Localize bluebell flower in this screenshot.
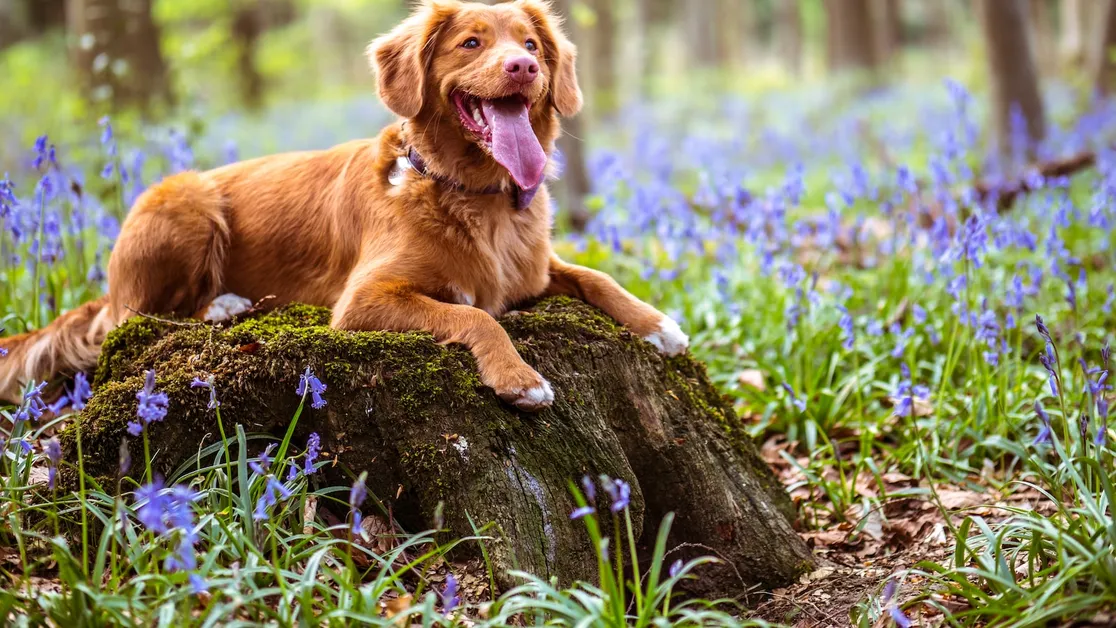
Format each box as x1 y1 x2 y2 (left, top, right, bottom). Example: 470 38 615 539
601 476 631 512
880 578 912 627
837 306 855 350
69 372 91 411
866 319 884 337
349 472 368 535
297 366 327 409
441 574 461 615
134 478 171 534
911 305 927 325
189 573 208 595
13 381 48 423
251 444 275 477
892 365 930 417
253 475 292 521
669 559 683 579
190 376 219 410
782 382 807 412
43 437 61 490
119 439 131 476
570 506 595 520
890 326 913 359
1033 402 1053 445
134 370 169 431
304 432 321 474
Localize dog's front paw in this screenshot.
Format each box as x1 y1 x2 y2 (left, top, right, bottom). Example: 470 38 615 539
643 316 689 356
202 294 254 323
489 366 554 412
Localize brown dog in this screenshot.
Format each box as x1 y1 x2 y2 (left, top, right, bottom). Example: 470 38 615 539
0 0 687 410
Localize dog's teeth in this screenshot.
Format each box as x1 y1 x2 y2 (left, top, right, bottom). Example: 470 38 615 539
472 108 483 125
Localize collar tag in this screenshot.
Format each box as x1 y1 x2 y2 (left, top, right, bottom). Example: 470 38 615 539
388 156 412 187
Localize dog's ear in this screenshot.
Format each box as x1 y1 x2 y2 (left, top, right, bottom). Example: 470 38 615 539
369 1 456 119
517 0 582 117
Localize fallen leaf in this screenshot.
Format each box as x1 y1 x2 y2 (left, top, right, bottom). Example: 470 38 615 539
737 369 767 391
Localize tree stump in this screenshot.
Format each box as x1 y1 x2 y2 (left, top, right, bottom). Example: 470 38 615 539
64 297 815 598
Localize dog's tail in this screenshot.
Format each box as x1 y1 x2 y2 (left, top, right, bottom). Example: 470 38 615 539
0 295 114 404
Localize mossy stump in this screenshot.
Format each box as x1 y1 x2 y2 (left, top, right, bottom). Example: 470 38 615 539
64 297 814 598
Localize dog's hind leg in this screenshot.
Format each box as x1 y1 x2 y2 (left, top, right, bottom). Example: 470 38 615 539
107 172 231 325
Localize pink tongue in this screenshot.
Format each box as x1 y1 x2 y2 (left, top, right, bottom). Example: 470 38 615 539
481 98 547 190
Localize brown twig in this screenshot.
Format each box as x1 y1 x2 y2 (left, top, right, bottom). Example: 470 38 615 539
972 150 1098 213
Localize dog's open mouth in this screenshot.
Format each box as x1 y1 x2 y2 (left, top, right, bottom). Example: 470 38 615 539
452 91 547 190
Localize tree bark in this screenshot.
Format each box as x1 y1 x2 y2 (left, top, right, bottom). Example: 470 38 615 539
872 0 902 65
775 0 804 75
63 298 816 598
686 0 720 68
825 0 879 73
232 4 264 110
1029 0 1056 73
1091 0 1116 95
66 0 171 111
1061 0 1092 66
979 0 1046 156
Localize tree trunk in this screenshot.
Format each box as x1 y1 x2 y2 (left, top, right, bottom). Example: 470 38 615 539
63 298 816 598
825 0 879 73
66 0 171 111
686 0 720 68
775 0 804 75
584 0 618 113
872 0 902 65
1029 0 1056 73
1061 0 1092 66
557 119 592 232
1091 0 1116 95
232 5 264 110
979 0 1046 156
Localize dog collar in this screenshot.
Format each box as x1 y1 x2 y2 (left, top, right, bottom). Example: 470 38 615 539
394 146 539 211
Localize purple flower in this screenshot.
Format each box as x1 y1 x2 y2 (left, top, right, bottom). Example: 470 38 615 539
43 437 61 490
1035 315 1052 344
782 382 807 412
570 506 595 520
13 381 48 422
190 376 219 410
1033 401 1053 445
580 474 596 502
669 559 683 579
837 306 855 350
135 478 171 534
304 432 321 474
349 472 368 535
602 476 631 512
253 475 293 521
441 574 461 615
69 373 91 411
893 366 930 417
880 578 912 627
249 443 275 476
119 439 131 476
297 367 327 409
189 573 208 595
136 370 169 426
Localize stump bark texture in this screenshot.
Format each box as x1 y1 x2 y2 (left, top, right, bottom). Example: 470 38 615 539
65 297 815 598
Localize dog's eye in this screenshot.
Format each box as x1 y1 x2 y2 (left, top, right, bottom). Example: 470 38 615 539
525 39 538 53
461 37 481 50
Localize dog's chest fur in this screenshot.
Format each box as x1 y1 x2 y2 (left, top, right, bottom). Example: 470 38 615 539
420 188 552 316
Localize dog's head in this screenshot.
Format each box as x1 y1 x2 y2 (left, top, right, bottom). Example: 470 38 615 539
370 0 581 190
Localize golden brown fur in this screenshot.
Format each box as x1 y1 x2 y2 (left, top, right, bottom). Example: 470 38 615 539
0 0 686 410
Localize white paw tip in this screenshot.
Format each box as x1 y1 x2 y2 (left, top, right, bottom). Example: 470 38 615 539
644 317 689 356
203 294 254 323
522 378 554 406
